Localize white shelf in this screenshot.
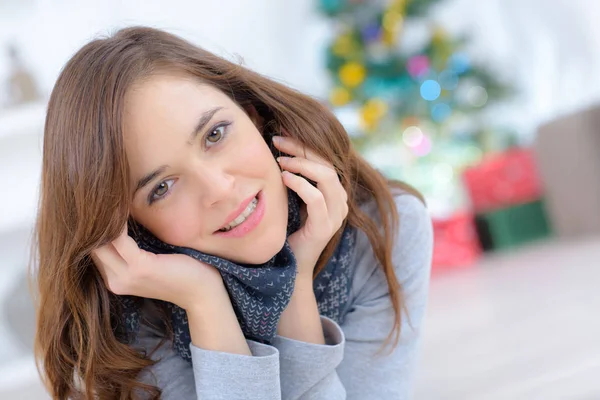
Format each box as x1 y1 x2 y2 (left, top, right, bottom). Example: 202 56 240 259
0 102 46 234
0 102 47 397
0 164 40 235
0 102 46 141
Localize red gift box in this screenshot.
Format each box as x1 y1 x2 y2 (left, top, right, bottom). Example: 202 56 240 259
432 211 481 273
462 148 543 213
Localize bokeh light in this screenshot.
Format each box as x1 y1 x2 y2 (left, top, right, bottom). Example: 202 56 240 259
407 55 430 78
420 80 442 101
412 134 432 156
339 61 366 87
467 85 488 107
403 126 424 147
361 23 381 42
329 86 351 106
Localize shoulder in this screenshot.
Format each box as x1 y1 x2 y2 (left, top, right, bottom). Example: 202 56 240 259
390 191 434 263
355 188 433 265
388 192 433 287
359 188 431 236
348 190 433 306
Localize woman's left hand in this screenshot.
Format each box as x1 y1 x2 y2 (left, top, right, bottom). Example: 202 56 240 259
273 135 348 284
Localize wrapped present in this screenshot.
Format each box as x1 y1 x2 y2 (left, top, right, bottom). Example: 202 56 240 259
431 211 481 273
475 199 552 251
462 148 543 213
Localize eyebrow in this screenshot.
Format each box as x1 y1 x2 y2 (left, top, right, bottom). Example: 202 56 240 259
187 106 224 144
133 106 224 197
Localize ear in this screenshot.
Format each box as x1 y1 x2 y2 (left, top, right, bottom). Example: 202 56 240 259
244 104 264 130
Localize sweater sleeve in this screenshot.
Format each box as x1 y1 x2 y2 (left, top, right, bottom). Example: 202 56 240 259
135 319 282 400
270 315 346 400
270 193 433 400
338 194 433 399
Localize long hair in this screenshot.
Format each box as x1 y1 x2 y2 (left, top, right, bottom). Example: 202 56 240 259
32 26 424 399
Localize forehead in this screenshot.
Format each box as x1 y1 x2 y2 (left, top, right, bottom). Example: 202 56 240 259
123 74 233 144
122 75 233 173
124 74 230 128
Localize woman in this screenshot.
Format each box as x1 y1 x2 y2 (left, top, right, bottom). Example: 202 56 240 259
32 26 433 399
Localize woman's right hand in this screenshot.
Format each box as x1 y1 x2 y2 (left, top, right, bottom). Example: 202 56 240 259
91 224 227 311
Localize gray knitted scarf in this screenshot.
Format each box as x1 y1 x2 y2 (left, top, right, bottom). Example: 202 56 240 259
116 190 356 363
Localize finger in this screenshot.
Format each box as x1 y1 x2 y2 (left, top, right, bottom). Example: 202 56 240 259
278 156 346 216
272 136 329 166
111 223 142 263
282 171 330 232
91 243 127 282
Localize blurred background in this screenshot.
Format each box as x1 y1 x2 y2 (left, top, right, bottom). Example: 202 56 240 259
1 0 599 398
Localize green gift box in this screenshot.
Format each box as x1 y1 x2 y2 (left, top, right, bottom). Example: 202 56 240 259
475 199 552 251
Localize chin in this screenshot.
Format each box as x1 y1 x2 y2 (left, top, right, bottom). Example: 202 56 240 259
245 224 288 265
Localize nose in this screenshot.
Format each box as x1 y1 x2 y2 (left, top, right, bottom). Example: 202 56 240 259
192 165 235 208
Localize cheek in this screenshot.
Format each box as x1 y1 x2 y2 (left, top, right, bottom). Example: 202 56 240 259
235 135 277 175
149 200 206 246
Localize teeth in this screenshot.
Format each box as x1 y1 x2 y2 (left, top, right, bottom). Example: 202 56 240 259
220 197 258 232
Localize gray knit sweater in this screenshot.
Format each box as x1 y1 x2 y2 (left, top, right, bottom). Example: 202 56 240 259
134 193 433 399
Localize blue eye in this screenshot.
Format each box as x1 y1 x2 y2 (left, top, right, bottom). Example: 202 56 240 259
148 178 175 204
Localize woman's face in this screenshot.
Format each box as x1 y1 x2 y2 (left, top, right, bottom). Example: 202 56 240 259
123 74 288 264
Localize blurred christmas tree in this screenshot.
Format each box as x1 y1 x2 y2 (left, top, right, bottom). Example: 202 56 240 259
319 0 516 217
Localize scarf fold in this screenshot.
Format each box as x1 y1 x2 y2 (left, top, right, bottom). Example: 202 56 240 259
116 137 356 363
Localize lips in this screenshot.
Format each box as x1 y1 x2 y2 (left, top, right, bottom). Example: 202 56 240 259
216 192 260 232
213 190 266 239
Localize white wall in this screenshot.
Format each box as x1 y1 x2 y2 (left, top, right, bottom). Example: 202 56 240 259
0 0 330 100
3 0 600 140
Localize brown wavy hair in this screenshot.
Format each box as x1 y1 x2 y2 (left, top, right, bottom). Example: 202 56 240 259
31 26 424 399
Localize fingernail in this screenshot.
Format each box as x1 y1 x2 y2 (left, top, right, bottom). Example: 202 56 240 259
277 156 289 164
272 135 282 144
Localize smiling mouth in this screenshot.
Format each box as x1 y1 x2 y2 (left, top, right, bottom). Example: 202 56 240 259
217 195 259 232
